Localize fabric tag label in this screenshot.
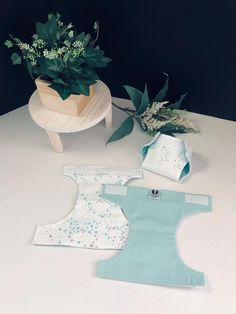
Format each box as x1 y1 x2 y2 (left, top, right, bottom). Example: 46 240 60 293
185 194 209 206
105 185 128 196
147 189 160 200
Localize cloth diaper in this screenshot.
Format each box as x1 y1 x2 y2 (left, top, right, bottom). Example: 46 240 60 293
141 132 192 181
97 185 212 287
33 165 143 249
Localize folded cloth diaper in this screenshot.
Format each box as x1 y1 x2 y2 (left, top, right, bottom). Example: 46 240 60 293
97 185 212 287
141 132 192 181
33 165 143 249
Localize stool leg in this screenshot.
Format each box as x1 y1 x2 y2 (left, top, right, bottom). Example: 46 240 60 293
105 105 112 128
46 130 64 153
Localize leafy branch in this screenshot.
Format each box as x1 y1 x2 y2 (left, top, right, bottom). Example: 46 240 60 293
107 73 198 144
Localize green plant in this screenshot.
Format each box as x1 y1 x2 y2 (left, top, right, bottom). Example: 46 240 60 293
5 12 111 100
107 73 198 144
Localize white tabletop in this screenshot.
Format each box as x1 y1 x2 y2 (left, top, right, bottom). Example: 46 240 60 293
0 99 236 314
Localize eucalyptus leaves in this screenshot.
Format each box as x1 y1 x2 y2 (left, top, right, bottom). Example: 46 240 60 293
107 74 198 144
5 12 111 100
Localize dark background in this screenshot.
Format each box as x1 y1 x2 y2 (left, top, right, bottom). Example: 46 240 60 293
1 0 236 120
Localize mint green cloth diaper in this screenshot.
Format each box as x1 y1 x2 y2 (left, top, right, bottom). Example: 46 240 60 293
97 185 212 287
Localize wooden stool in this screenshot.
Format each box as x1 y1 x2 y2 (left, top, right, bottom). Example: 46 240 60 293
28 81 112 152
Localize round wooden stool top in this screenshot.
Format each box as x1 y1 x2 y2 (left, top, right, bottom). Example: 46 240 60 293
28 80 112 133
28 80 112 152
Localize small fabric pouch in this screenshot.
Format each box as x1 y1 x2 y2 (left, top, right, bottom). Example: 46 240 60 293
141 132 192 181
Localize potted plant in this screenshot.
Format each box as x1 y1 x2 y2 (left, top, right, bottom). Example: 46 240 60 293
5 12 111 116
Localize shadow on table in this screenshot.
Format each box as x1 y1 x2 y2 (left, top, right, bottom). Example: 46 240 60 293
191 152 209 174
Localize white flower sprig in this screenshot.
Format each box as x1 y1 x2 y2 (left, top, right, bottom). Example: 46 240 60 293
138 101 198 134
8 35 86 66
108 76 197 144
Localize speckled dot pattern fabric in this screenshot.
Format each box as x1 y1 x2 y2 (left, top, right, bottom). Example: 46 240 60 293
33 165 143 249
141 132 192 181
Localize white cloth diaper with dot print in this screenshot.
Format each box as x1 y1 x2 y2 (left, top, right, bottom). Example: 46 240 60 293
33 165 143 249
141 132 192 181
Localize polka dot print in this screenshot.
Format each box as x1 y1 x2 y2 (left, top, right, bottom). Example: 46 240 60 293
33 165 143 249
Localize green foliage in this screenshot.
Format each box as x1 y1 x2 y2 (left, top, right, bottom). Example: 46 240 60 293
36 16 60 46
137 84 149 114
151 73 169 103
168 93 188 109
11 52 21 64
123 85 143 110
106 116 134 144
5 13 111 100
4 40 13 48
107 74 197 144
